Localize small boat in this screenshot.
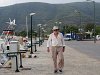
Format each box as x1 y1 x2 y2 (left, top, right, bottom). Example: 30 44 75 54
0 18 16 65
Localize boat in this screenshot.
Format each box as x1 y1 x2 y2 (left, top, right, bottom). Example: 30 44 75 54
0 18 16 65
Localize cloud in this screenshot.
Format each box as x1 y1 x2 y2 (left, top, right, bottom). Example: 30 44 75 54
0 0 15 6
0 0 100 7
14 0 84 4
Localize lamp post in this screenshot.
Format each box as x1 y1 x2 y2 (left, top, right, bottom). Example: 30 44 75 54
34 30 37 52
30 13 35 54
55 22 62 30
74 10 82 29
41 27 44 43
86 0 96 43
37 24 42 46
59 22 62 31
26 16 28 39
74 10 83 40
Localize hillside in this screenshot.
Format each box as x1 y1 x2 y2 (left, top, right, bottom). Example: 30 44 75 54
0 2 100 32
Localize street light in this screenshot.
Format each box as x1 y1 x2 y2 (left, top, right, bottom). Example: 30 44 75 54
59 22 62 30
74 10 83 40
26 16 28 39
30 13 36 16
34 30 37 52
43 24 47 27
37 24 42 46
74 10 82 28
55 22 62 30
41 27 45 43
86 0 96 43
30 13 36 54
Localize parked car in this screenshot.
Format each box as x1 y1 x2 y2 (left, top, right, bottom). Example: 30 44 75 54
64 34 72 41
96 35 100 40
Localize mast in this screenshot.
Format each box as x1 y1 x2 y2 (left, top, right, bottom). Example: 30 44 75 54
26 16 28 38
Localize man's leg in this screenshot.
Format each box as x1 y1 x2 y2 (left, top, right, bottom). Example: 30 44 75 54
58 47 64 71
51 47 58 71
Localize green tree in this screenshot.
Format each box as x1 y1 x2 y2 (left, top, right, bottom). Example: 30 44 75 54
18 31 27 37
28 30 36 38
84 23 94 32
64 25 78 33
96 26 100 35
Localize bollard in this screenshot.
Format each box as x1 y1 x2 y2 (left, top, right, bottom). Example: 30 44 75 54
10 41 19 71
34 44 37 52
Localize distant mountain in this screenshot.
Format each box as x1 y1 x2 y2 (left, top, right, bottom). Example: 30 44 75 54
0 2 100 33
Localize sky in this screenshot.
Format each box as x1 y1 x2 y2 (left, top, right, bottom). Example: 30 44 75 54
0 0 100 7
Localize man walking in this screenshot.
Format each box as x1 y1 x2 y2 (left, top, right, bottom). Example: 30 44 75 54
47 26 65 73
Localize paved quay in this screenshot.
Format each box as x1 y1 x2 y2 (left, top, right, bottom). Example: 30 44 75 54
0 41 100 75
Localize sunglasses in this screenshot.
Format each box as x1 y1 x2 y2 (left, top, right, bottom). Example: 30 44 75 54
53 29 59 31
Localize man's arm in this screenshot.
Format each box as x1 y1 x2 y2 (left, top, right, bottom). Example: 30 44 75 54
61 33 65 52
47 34 52 52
